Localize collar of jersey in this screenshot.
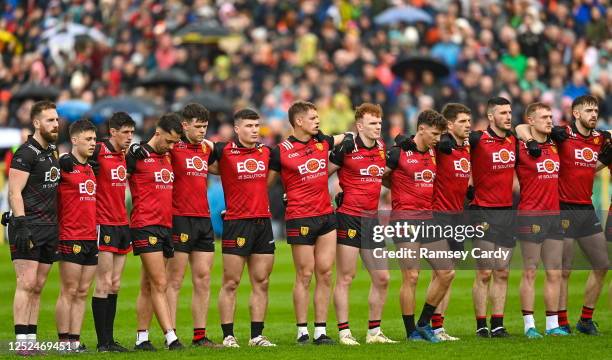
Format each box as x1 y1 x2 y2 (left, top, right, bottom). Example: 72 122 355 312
103 139 118 153
570 122 592 139
288 135 313 145
27 135 52 152
355 134 377 150
68 152 89 166
486 126 512 140
232 138 261 149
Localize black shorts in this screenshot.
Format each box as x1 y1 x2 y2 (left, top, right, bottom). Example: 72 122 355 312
56 240 98 266
8 224 58 264
286 213 337 245
222 218 275 256
469 205 516 248
172 216 215 253
390 218 434 244
131 226 174 258
517 215 563 243
433 212 466 251
336 212 384 249
560 203 603 238
97 224 132 254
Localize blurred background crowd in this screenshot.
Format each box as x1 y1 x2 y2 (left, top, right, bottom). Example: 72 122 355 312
1 0 611 236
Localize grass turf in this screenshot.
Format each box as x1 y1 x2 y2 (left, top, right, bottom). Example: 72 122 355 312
0 241 609 359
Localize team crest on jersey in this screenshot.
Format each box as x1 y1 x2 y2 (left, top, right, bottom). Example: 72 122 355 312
561 219 570 230
481 222 489 231
531 224 541 234
180 233 189 243
104 235 111 244
300 226 309 236
594 137 600 145
201 144 208 153
379 150 385 160
551 146 557 154
315 143 324 151
347 229 357 239
73 244 81 254
149 236 158 245
237 237 246 247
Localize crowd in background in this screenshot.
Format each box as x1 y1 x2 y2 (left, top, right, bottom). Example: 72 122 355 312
1 0 611 143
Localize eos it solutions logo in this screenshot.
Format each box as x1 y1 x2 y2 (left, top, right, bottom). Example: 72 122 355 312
298 158 326 174
536 159 560 174
414 170 435 182
359 165 384 177
574 148 597 162
111 165 127 181
492 149 515 164
154 169 174 183
186 156 208 171
79 179 96 195
453 158 470 173
45 167 60 182
237 159 266 173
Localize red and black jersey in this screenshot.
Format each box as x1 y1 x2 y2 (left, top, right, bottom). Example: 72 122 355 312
269 135 334 220
58 155 97 240
10 136 60 224
516 139 560 215
555 124 610 204
469 128 516 207
209 140 271 220
127 144 174 228
93 140 128 226
432 134 471 213
170 139 211 217
330 136 385 217
386 145 436 219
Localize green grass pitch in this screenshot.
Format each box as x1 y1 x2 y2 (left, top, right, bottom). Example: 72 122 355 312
0 241 609 359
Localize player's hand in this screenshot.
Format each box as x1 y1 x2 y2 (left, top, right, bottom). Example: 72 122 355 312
220 210 226 220
129 143 150 160
88 158 100 175
526 139 541 157
58 154 74 173
466 185 475 201
394 134 417 152
340 132 355 153
597 138 612 165
313 130 327 143
437 135 454 155
1 212 9 226
550 127 569 142
335 192 344 208
12 216 32 253
282 193 288 206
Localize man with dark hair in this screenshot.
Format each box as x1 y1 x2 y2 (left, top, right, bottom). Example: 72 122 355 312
5 100 59 355
55 119 98 352
207 108 277 347
328 103 395 345
129 113 184 351
384 110 451 343
515 103 567 338
516 95 611 335
90 112 134 352
469 96 516 338
165 103 217 347
268 100 354 345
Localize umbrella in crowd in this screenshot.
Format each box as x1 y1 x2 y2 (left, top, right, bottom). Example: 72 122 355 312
392 56 451 79
139 68 192 88
175 21 230 45
172 91 233 114
374 5 433 25
86 96 162 126
57 100 92 122
10 83 60 101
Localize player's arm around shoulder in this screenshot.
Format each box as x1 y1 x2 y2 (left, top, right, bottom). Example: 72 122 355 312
596 130 612 171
